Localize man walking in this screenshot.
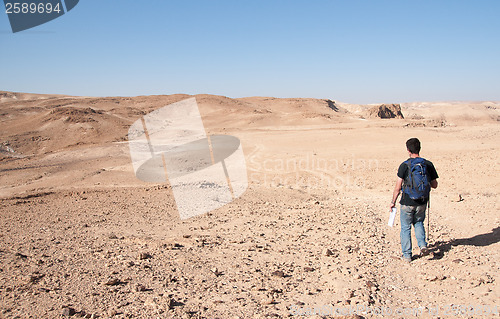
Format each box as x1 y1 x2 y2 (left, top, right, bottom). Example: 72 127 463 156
390 138 439 262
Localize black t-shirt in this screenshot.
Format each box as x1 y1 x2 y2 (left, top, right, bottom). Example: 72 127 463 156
397 157 439 206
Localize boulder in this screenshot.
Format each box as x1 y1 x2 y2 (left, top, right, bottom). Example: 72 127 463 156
368 104 404 119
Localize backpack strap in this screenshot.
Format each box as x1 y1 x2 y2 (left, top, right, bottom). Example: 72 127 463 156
401 158 411 201
405 158 413 189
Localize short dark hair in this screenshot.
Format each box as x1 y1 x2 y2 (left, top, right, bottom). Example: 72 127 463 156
406 138 421 154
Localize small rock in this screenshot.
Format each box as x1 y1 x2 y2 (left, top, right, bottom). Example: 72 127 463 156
430 250 443 258
323 248 334 256
62 307 76 316
165 296 175 310
104 278 120 286
345 245 359 254
15 252 28 259
28 274 44 284
479 273 493 284
303 267 315 272
271 270 285 277
344 289 355 299
211 267 223 276
452 259 463 263
108 308 118 317
426 274 445 282
261 296 274 305
138 252 152 260
164 242 183 249
350 296 366 305
135 284 147 292
144 297 158 308
366 280 377 290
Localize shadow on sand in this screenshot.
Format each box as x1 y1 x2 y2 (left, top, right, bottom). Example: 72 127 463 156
425 227 500 260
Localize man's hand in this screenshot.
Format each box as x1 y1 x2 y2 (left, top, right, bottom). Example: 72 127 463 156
430 179 438 189
391 177 403 210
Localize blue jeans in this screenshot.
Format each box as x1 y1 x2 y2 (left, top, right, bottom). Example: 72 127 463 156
400 204 427 258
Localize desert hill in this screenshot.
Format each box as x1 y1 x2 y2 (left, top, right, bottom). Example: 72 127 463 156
2 91 498 162
0 91 499 318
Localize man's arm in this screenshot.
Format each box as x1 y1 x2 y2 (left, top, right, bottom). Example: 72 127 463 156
430 179 438 189
427 161 438 189
390 177 403 209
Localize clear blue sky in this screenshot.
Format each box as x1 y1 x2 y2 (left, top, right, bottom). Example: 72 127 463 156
1 1 499 104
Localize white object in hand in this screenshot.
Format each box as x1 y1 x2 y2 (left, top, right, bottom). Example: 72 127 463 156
388 207 397 227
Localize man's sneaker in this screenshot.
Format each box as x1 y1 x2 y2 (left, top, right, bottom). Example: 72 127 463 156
402 255 412 263
420 247 430 256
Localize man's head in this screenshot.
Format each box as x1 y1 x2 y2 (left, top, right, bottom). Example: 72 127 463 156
406 138 421 155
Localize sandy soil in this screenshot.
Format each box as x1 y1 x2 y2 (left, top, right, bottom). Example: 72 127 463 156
0 91 499 318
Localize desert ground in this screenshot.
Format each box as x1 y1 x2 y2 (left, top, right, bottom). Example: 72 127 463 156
0 91 499 318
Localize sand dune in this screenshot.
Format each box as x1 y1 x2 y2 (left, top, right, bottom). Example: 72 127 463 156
0 91 498 318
